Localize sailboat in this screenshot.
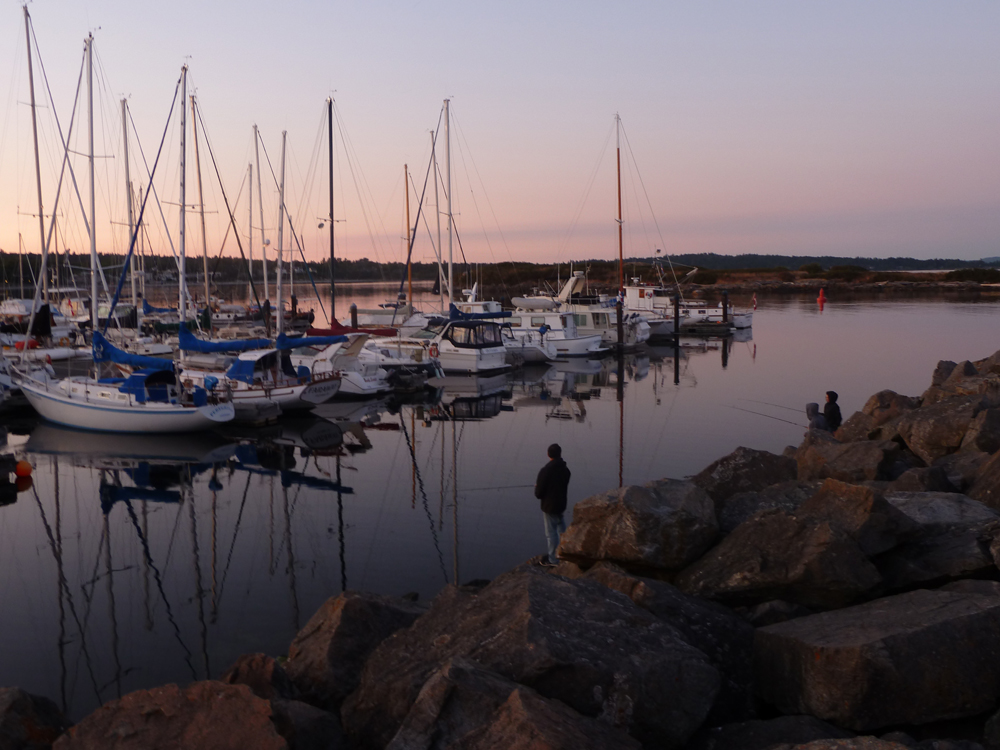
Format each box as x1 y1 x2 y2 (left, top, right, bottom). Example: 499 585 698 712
14 50 235 432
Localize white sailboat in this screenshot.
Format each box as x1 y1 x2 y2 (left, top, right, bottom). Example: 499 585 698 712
15 53 235 433
287 334 390 399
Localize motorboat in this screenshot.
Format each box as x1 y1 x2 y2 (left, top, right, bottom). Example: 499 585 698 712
505 306 607 358
513 272 650 348
623 281 753 330
287 333 391 399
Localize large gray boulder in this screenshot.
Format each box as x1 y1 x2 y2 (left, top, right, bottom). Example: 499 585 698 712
341 566 720 750
797 434 901 483
897 396 979 465
579 562 755 724
692 447 797 504
53 681 288 750
837 391 922 443
384 658 640 750
874 528 997 591
934 451 990 494
884 491 1000 532
687 715 853 750
961 408 1000 454
717 481 822 534
0 687 70 750
675 510 882 609
285 590 424 709
969 452 1000 510
221 653 297 701
796 480 918 556
754 588 1000 731
557 479 717 571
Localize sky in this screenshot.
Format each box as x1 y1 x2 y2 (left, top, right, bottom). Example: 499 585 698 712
0 0 998 271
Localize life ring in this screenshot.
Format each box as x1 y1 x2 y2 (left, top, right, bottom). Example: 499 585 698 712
429 343 440 358
58 337 70 347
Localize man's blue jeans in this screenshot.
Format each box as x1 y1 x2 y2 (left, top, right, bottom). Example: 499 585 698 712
543 512 566 563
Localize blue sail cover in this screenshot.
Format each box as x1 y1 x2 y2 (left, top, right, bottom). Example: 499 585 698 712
275 333 348 350
178 323 271 354
448 303 511 320
142 299 177 315
93 331 174 371
225 357 262 385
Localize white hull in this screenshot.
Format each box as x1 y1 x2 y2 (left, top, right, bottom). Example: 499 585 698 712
437 346 509 374
18 377 234 433
338 371 391 397
503 338 556 363
183 369 341 418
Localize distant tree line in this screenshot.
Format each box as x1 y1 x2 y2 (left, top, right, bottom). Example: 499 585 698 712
655 253 999 272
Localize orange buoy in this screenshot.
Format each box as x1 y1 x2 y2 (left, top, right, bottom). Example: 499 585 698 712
817 288 827 302
15 476 32 493
14 460 32 478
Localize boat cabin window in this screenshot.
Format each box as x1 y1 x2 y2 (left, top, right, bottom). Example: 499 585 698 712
530 316 546 327
412 326 443 340
573 314 588 328
592 313 610 327
446 321 502 348
508 316 522 326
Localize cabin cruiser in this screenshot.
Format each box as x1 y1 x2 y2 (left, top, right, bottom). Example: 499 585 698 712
401 316 509 374
513 273 651 348
504 308 607 358
623 281 753 330
287 334 391 399
451 295 556 364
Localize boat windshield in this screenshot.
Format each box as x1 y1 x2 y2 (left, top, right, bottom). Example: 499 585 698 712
412 325 444 340
447 321 502 348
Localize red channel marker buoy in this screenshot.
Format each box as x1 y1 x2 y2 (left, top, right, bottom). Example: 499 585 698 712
14 460 33 478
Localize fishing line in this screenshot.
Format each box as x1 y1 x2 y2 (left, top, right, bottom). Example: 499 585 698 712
727 405 805 427
738 398 802 413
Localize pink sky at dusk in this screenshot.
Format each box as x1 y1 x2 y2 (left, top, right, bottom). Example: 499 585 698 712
0 0 997 271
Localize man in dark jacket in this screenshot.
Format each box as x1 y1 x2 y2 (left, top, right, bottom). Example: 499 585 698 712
824 391 842 432
535 443 571 566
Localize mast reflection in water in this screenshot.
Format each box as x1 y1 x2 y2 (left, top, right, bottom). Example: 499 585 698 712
11 296 991 721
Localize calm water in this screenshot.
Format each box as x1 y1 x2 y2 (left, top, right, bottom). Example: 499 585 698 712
2 290 999 719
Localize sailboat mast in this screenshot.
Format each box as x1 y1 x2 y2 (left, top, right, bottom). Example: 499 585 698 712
179 65 188 325
432 133 443 311
327 97 335 320
191 95 211 330
276 130 286 335
615 113 624 347
87 35 98 334
122 99 136 309
445 99 453 303
248 162 253 302
253 125 268 302
405 164 412 305
24 7 47 305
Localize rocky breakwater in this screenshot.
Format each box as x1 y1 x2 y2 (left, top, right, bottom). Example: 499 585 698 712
11 351 1000 749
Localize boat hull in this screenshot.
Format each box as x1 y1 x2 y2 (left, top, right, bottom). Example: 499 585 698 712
19 379 234 433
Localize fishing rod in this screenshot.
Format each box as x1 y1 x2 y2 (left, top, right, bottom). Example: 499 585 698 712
738 398 802 413
727 405 805 427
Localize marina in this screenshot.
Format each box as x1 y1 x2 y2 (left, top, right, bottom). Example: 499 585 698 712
3 292 1000 720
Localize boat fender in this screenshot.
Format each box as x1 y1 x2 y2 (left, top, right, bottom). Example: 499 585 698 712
204 375 219 391
429 343 440 358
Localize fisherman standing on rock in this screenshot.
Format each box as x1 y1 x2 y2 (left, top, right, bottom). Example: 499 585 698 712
535 443 571 567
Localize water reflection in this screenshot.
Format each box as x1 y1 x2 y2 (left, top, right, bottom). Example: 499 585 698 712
8 296 1000 720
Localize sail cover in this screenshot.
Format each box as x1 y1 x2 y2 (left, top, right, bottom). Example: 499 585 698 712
142 299 177 315
93 331 174 371
178 323 271 353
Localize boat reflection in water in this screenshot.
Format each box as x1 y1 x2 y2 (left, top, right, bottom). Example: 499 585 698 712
0 332 758 720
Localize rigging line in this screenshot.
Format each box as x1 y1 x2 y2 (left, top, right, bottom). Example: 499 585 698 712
102 84 181 333
450 112 514 299
738 398 802 413
332 100 400 271
392 130 440 324
193 102 263 312
22 46 86 339
121 499 198 679
556 119 615 262
620 122 681 291
399 411 449 584
34 32 109 298
332 105 393 269
208 169 249 283
726 404 805 427
30 485 103 703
